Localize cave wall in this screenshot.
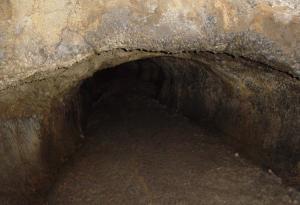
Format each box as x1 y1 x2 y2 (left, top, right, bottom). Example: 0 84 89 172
0 51 159 204
0 0 300 90
136 56 300 176
0 76 82 204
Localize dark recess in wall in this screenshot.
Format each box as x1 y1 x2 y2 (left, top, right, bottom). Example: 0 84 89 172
78 56 300 188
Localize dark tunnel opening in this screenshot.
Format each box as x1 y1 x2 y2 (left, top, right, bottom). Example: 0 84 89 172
76 56 300 179
44 56 300 204
0 52 298 205
79 57 229 132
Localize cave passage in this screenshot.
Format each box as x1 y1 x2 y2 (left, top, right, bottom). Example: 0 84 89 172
46 57 300 205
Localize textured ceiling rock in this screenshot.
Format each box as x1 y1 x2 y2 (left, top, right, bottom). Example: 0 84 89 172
0 0 299 89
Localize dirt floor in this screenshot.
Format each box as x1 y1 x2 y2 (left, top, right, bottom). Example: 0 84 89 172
46 90 300 205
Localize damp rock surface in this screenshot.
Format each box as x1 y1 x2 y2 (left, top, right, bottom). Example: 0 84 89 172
47 90 300 205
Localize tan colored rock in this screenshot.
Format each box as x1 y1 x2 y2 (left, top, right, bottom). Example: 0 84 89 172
0 0 299 89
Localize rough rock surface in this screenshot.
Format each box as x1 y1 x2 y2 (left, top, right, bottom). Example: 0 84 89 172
0 0 300 204
0 0 300 89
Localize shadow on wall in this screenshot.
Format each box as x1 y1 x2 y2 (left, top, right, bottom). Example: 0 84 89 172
80 56 300 185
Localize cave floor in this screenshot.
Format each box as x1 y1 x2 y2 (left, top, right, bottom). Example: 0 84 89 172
47 91 300 205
